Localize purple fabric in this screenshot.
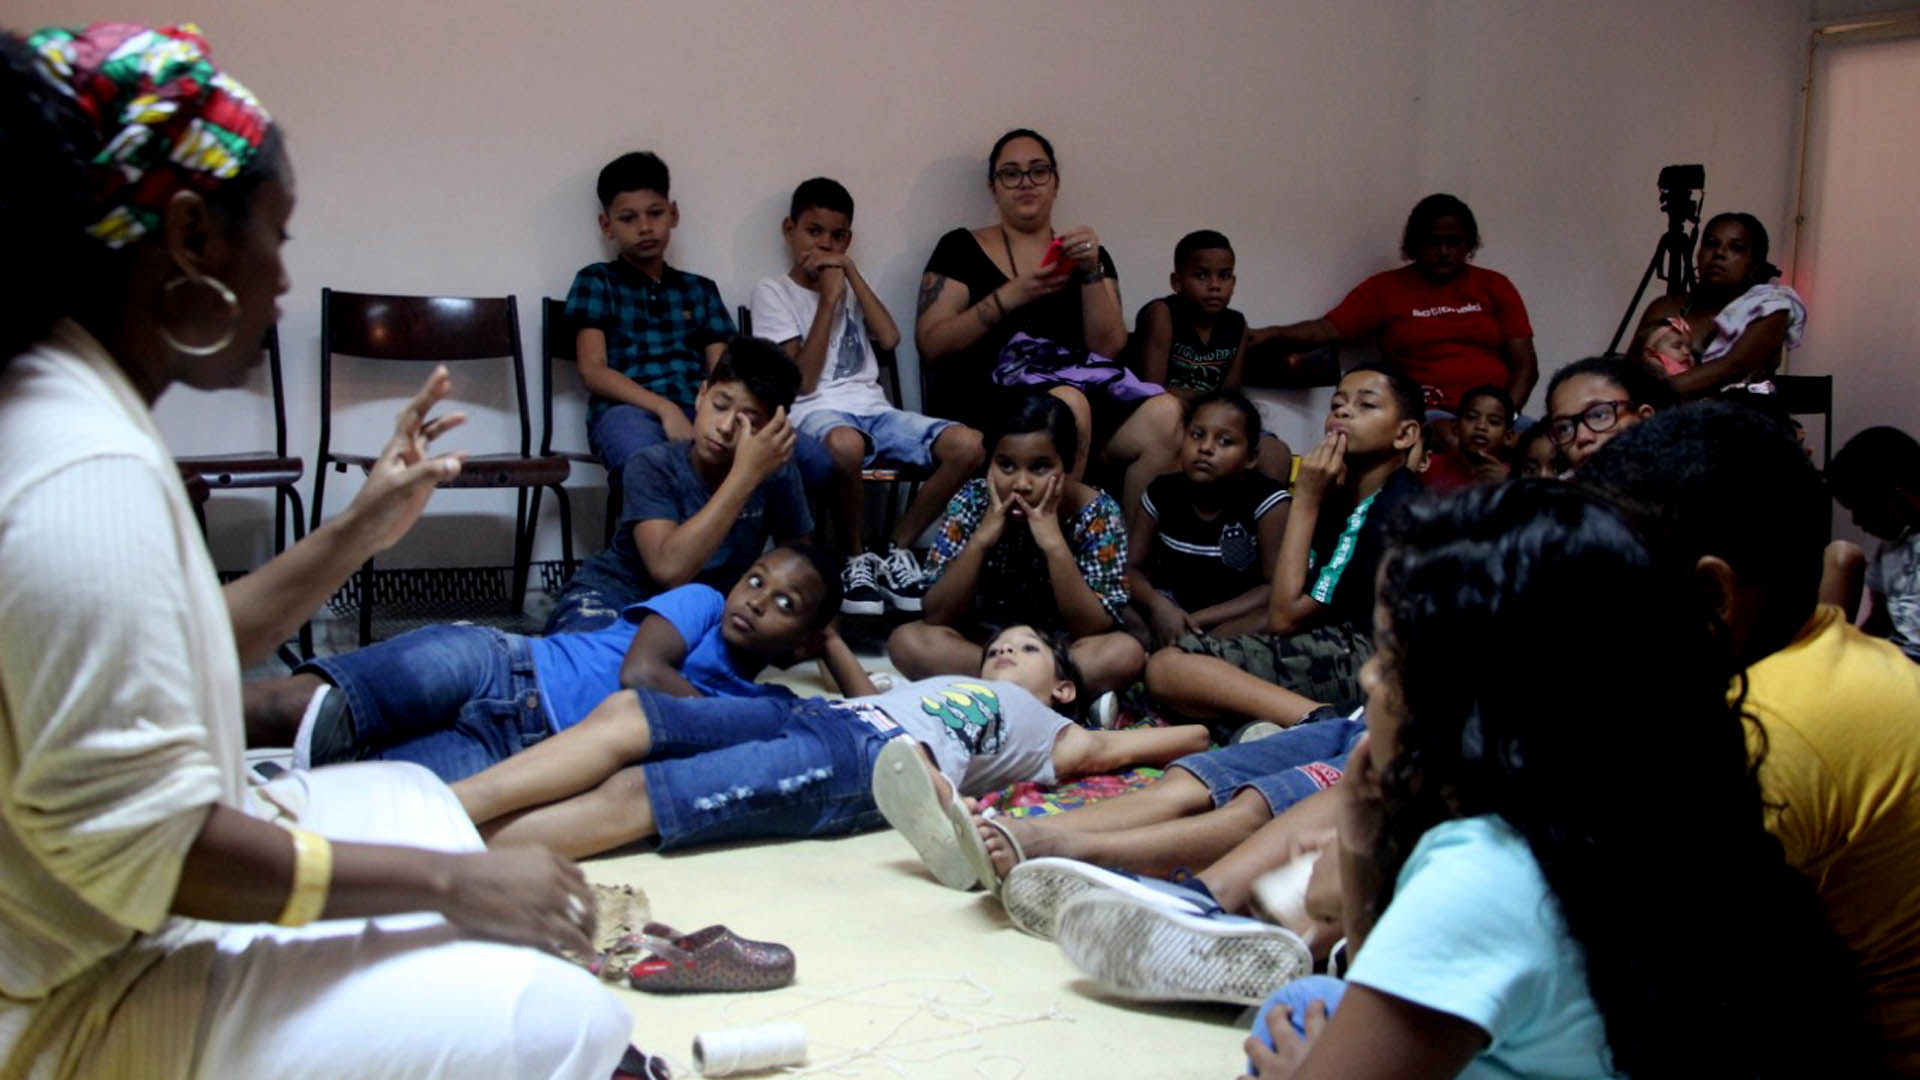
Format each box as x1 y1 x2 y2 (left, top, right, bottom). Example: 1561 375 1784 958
993 333 1165 402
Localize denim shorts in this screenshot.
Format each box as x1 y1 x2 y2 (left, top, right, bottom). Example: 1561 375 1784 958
1170 707 1366 814
634 690 896 851
793 407 955 469
590 402 833 486
298 624 552 783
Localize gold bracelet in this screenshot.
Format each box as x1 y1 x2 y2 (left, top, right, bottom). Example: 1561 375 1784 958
275 827 333 927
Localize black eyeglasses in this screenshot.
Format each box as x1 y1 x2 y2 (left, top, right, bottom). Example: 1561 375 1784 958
993 163 1056 187
1547 400 1631 446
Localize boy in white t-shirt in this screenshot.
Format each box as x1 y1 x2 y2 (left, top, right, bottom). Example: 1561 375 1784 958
750 178 985 615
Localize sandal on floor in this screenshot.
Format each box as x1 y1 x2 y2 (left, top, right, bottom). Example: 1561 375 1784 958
626 922 795 994
872 737 980 890
966 810 1026 896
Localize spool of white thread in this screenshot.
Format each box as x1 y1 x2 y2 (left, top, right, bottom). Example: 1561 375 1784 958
692 1022 807 1077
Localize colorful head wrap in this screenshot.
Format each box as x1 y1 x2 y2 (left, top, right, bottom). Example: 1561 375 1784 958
26 23 272 249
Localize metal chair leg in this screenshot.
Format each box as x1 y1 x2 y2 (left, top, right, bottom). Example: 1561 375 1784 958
357 557 375 646
552 484 576 578
508 488 533 617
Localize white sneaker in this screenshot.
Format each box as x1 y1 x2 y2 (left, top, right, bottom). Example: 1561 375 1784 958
1088 691 1121 730
841 552 885 616
1054 891 1312 1006
878 545 928 612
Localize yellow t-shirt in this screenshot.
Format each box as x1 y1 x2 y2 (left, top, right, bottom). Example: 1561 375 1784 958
1747 604 1920 1069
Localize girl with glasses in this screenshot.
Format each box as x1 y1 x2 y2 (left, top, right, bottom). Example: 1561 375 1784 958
1542 354 1677 472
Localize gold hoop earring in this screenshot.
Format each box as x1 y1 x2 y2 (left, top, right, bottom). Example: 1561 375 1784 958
159 273 240 357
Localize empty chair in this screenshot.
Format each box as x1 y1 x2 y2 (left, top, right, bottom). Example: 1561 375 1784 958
312 290 571 645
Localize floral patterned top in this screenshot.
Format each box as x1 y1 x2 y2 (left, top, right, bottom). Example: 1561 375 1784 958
924 478 1129 631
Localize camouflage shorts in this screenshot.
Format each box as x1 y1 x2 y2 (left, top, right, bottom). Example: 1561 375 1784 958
1173 623 1373 712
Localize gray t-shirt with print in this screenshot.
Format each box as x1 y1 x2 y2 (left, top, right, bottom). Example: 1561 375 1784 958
830 676 1073 795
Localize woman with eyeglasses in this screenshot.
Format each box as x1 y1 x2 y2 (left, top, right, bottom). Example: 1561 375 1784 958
1542 354 1679 473
1627 212 1805 399
915 128 1126 475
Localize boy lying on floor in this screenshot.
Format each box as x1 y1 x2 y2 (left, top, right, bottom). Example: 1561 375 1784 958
243 545 848 783
450 625 1210 859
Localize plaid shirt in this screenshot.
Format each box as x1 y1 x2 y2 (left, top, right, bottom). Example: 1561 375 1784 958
925 478 1128 630
565 260 735 421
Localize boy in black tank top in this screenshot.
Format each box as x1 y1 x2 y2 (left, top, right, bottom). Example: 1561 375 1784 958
1102 231 1292 511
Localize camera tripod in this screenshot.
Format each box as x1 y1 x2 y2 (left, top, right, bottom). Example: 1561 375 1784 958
1605 164 1706 356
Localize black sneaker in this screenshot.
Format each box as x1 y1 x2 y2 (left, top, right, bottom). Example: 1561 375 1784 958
878 545 929 612
841 552 886 615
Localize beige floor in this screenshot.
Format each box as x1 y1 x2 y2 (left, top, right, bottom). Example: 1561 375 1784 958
586 830 1250 1079
586 656 1251 1078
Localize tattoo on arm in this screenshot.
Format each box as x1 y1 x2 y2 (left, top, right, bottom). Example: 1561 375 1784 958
917 273 948 317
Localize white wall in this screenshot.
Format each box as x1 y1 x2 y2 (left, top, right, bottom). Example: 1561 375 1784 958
10 0 1811 570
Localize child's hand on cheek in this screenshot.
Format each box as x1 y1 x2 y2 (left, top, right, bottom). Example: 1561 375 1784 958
1025 474 1069 553
976 478 1012 547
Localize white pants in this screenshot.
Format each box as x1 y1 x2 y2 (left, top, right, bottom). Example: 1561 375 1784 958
178 762 631 1079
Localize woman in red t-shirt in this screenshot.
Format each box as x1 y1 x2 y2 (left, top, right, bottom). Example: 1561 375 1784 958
1256 194 1539 419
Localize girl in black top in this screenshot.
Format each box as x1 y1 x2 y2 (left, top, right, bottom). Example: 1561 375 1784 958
914 128 1125 477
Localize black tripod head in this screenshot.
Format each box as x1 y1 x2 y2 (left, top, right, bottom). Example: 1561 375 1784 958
1605 164 1707 354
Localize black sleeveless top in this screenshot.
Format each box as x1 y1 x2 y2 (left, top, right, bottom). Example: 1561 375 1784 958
921 227 1118 429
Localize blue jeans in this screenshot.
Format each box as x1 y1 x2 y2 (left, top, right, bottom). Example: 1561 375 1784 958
589 402 832 485
1251 976 1348 1067
299 625 551 783
1171 707 1366 814
634 690 896 851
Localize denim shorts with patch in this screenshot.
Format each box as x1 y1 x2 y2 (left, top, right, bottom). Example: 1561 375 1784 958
1170 706 1366 815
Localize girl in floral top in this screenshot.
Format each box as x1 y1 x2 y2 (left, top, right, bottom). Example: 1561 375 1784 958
887 393 1146 694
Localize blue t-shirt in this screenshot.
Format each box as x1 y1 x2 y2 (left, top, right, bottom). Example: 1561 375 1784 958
1346 815 1619 1079
629 585 796 704
527 586 795 732
564 441 813 611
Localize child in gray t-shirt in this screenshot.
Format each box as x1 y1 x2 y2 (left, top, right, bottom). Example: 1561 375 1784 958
450 625 1209 859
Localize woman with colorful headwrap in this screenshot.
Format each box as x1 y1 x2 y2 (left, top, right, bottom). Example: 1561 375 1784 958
0 24 631 1080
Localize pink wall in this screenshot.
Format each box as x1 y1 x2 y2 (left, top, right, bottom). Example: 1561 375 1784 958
9 0 1813 568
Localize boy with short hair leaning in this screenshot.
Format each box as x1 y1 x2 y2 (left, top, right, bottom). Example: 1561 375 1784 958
1828 425 1920 664
1581 402 1920 1071
245 546 850 783
545 336 812 634
750 177 986 615
1145 365 1424 734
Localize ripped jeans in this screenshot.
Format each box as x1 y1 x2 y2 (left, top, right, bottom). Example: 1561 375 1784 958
633 691 897 850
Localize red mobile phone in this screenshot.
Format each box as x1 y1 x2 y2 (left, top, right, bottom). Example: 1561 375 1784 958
1040 237 1067 271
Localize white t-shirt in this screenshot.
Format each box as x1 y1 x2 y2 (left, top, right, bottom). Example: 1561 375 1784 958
1867 529 1920 662
831 677 1073 795
749 273 892 420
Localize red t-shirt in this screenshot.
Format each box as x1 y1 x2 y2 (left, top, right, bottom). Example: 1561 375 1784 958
1323 265 1533 410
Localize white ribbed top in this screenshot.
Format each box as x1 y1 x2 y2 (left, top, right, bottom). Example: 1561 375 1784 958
0 321 243 1079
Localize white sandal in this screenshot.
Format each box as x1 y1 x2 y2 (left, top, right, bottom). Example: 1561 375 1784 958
872 738 977 890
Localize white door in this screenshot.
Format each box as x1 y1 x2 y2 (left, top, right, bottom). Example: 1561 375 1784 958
1795 32 1920 541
